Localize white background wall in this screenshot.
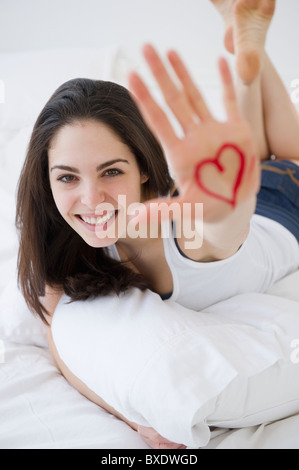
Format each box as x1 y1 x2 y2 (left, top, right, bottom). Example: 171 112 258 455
1 0 299 75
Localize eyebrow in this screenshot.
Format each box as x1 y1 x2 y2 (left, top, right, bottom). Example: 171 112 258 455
50 158 130 173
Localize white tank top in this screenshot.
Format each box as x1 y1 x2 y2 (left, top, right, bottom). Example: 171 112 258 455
106 214 299 311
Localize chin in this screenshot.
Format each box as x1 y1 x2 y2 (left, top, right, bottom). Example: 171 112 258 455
83 234 119 249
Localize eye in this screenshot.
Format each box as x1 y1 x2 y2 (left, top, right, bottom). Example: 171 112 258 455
57 174 78 184
103 168 123 177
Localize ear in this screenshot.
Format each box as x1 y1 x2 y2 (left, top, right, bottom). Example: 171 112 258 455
140 173 149 184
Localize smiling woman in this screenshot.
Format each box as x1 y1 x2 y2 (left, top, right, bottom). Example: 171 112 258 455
16 78 173 323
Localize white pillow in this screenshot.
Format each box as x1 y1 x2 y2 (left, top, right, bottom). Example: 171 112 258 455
0 267 48 348
0 46 120 131
51 287 299 448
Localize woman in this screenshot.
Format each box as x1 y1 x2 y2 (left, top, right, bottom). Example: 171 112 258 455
16 78 174 323
15 0 299 448
15 61 260 324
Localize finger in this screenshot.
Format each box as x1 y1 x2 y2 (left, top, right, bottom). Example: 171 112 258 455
218 57 240 120
137 426 186 449
142 44 195 132
167 50 214 122
129 71 178 149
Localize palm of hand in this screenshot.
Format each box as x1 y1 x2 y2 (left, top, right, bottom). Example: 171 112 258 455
129 45 260 223
169 119 259 221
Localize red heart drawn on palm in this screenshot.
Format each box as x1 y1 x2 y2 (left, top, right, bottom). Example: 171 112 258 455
195 143 245 207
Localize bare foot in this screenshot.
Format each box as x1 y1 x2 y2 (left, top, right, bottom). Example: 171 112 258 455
210 0 276 83
234 0 276 83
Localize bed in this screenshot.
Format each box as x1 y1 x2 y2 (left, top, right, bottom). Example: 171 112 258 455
1 45 299 450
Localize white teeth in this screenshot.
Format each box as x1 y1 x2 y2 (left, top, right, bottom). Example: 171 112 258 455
81 212 115 226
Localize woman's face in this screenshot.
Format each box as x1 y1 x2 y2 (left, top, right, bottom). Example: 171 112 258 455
48 120 148 248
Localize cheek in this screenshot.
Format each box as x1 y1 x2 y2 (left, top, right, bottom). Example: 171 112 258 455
107 179 142 205
125 174 144 200
51 188 74 218
121 187 142 208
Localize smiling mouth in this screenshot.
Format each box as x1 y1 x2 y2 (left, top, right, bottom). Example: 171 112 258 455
76 210 118 229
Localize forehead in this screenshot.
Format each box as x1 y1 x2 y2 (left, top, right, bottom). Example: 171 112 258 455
48 120 136 165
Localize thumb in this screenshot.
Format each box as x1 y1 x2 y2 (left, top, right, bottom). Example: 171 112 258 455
128 197 184 226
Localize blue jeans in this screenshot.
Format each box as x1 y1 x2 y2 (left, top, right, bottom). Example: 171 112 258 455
255 160 299 242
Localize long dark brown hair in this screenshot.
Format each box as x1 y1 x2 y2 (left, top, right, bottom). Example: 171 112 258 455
16 78 173 324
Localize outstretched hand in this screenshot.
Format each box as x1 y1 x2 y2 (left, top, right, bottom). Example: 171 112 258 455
129 45 260 223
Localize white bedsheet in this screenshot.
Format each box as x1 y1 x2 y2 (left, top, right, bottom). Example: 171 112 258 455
0 339 149 449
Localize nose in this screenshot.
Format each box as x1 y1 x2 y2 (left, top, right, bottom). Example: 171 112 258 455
80 181 105 208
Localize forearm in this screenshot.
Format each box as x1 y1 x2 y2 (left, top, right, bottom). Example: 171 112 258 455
203 195 256 253
177 194 256 261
